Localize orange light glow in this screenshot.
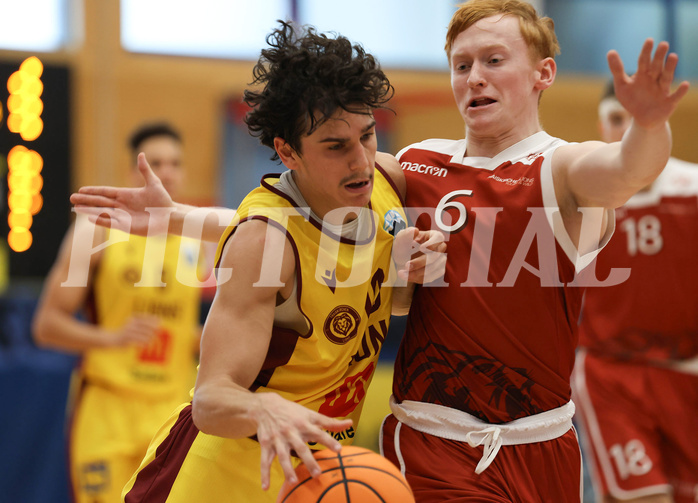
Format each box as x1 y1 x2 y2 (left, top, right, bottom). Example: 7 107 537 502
7 145 29 171
7 71 24 94
8 209 33 229
8 172 31 192
8 191 32 211
20 56 43 78
27 151 43 173
7 113 23 133
31 193 43 215
20 117 43 141
8 228 33 252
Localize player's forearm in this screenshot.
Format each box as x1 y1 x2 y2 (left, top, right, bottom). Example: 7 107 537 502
32 307 115 353
391 284 415 316
168 203 236 243
191 382 267 438
572 122 672 209
617 120 671 192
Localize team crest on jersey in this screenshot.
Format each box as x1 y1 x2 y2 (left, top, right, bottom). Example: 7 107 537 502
122 266 141 285
324 305 361 344
383 210 406 237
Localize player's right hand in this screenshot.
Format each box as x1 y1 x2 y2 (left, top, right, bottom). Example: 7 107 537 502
106 314 160 347
251 393 353 491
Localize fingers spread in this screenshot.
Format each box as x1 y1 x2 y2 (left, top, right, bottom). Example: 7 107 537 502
259 443 277 491
607 50 626 81
635 38 654 74
649 41 670 77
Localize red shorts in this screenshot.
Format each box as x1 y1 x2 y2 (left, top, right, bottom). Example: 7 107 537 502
380 413 582 502
572 350 698 503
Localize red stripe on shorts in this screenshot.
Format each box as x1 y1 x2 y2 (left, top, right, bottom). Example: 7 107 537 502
124 404 199 503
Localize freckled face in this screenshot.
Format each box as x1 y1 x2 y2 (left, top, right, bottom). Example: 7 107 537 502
450 15 546 141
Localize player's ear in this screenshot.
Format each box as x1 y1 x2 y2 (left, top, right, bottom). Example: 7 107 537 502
275 138 300 171
534 57 556 91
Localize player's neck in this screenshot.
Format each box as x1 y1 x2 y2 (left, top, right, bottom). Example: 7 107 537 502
465 121 542 158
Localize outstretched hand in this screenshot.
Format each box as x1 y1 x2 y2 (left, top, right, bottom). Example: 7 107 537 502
393 227 447 285
69 153 174 235
608 38 690 130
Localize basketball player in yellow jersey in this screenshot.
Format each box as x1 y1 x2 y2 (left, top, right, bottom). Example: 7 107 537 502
32 123 204 503
70 22 448 503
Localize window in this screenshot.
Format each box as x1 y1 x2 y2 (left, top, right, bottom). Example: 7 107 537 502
120 0 460 69
676 0 698 78
121 0 293 60
0 0 68 52
299 0 458 70
545 0 697 79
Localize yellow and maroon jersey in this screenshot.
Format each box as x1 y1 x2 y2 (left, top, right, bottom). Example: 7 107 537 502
82 230 201 399
122 165 406 503
215 165 406 436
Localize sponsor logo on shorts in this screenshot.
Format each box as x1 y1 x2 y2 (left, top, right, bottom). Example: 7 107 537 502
80 460 110 495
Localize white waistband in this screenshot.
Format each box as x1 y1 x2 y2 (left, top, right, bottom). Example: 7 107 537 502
389 395 575 474
665 356 698 375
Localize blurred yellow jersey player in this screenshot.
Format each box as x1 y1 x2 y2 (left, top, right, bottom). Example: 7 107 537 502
33 123 204 503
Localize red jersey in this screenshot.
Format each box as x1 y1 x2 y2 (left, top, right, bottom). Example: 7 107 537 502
579 158 698 364
394 132 612 423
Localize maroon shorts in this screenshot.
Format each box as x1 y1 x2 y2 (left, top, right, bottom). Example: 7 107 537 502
380 413 582 502
572 350 698 502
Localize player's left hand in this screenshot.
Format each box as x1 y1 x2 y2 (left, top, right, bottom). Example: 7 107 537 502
608 38 690 130
392 227 447 284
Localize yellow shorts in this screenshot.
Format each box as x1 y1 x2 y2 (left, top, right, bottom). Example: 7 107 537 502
69 381 184 503
122 403 291 502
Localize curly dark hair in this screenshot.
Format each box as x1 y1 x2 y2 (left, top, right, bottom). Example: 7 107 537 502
244 20 394 161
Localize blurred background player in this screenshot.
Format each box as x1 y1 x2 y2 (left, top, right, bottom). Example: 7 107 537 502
572 82 698 503
32 122 204 503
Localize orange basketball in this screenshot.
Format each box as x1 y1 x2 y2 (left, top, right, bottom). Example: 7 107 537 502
277 446 414 503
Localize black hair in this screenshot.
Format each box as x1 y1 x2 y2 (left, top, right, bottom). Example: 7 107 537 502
244 20 394 161
601 79 616 102
128 122 182 153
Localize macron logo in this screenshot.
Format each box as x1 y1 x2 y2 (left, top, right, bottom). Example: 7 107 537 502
401 161 448 178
